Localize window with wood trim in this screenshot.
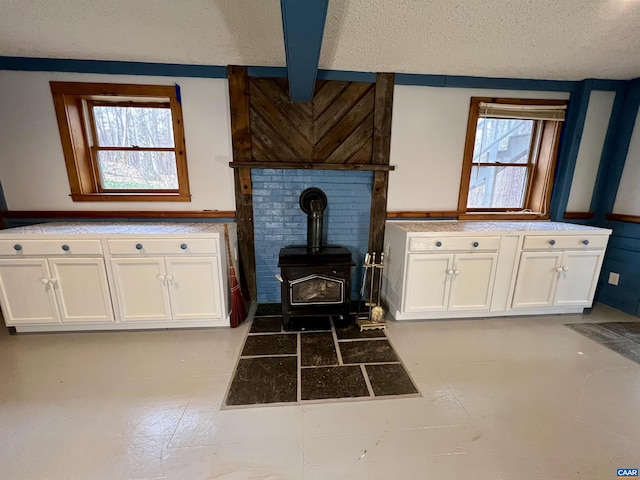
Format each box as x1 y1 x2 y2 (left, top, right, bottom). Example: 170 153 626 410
457 97 566 219
50 82 190 202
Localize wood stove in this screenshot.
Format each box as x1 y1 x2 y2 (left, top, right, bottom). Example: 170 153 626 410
277 188 354 330
278 246 354 330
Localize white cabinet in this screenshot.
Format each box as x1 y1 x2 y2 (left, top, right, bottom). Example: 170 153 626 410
511 242 605 309
0 256 113 326
0 222 235 332
404 252 497 312
382 221 611 321
110 256 222 322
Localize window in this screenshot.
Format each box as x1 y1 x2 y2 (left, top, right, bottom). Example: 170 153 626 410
50 82 190 201
458 97 566 219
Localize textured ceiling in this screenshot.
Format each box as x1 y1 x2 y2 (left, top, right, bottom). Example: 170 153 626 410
1 0 640 80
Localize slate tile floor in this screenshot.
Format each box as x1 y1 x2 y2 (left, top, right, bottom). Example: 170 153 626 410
566 321 640 364
224 306 420 407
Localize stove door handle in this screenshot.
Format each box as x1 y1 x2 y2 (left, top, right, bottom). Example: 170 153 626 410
275 274 283 283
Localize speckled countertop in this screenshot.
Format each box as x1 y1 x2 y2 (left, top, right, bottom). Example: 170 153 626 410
0 222 229 235
388 221 611 233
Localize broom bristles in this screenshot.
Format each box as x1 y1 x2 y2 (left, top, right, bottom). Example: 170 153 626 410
229 265 247 328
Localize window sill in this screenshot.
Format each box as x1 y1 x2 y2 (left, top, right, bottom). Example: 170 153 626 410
458 212 549 221
71 193 191 202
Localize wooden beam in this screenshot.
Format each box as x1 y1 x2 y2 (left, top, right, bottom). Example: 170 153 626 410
228 66 257 301
606 213 640 224
229 161 394 171
280 0 329 102
368 73 394 304
563 211 595 220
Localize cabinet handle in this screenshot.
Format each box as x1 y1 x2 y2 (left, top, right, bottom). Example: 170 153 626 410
13 244 22 251
48 278 57 284
549 239 556 246
180 243 188 250
166 274 174 281
447 269 454 275
61 244 70 251
158 274 166 281
135 243 143 250
555 267 563 272
40 278 49 285
562 266 569 272
454 270 460 275
582 239 589 245
472 241 479 248
436 241 442 247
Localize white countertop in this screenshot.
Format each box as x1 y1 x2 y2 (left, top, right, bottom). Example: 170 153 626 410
0 222 230 236
388 221 611 234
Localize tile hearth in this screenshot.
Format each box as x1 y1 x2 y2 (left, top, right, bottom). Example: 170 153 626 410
223 307 420 408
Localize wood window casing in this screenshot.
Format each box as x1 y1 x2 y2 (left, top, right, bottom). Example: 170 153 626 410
457 97 566 220
50 82 190 202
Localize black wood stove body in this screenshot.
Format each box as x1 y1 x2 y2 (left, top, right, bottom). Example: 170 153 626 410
277 187 354 330
278 246 354 330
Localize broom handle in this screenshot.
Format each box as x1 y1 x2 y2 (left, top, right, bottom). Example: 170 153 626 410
223 224 233 270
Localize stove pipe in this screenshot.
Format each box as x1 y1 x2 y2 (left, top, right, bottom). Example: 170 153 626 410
307 199 324 253
300 187 328 253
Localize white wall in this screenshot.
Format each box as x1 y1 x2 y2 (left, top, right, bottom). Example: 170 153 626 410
387 85 570 212
566 90 616 212
0 70 234 211
613 107 640 216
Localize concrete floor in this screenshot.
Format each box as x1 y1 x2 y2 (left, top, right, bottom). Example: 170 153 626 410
1 304 639 479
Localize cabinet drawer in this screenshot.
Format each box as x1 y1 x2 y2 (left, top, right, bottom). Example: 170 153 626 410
522 235 609 250
408 236 500 252
0 239 103 256
107 238 217 255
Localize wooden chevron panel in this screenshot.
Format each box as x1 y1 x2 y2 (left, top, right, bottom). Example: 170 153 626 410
248 77 376 164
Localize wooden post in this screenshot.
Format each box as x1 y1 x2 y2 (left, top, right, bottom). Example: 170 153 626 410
368 73 394 302
228 66 257 301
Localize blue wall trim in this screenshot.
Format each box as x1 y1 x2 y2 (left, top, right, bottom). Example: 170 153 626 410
280 0 329 102
0 56 228 78
247 66 288 78
396 72 578 92
597 79 640 217
549 80 593 221
589 79 627 91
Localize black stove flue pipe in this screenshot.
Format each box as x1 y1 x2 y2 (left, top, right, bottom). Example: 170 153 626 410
299 188 328 253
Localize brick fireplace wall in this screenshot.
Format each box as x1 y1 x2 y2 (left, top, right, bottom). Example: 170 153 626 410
252 169 373 303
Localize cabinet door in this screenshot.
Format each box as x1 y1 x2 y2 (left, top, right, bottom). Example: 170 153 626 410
49 258 114 323
511 251 563 309
0 259 59 325
403 253 453 312
165 257 223 320
448 253 498 311
110 258 171 321
554 251 605 307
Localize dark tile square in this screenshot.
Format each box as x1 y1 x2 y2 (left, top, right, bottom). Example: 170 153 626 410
287 316 332 332
598 322 640 344
335 322 386 340
366 364 419 396
301 366 369 400
241 334 297 356
254 303 283 317
566 323 626 344
250 317 283 333
339 339 398 364
226 357 297 406
301 332 338 367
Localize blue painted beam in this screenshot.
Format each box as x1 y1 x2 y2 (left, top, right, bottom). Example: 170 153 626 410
549 80 593 221
0 56 227 78
280 0 329 102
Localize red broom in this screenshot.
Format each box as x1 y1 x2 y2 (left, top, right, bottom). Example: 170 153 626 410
224 224 247 328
